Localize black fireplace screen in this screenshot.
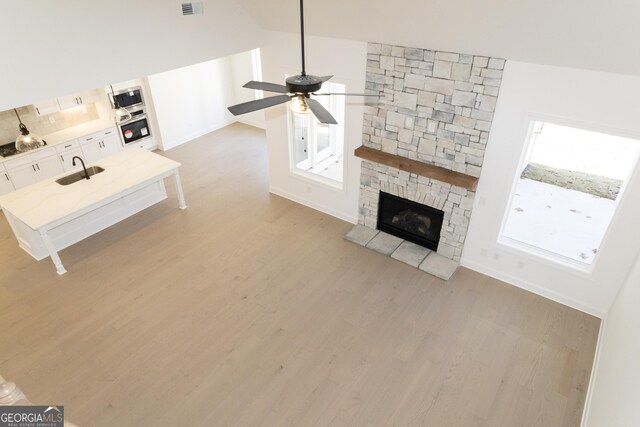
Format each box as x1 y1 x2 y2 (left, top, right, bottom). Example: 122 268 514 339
377 192 444 251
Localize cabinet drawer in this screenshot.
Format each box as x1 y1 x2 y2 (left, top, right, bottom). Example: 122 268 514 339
79 133 100 144
30 147 58 162
4 154 34 169
99 128 118 139
55 139 80 154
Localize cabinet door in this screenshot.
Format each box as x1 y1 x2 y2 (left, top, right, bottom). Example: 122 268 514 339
0 168 15 196
57 94 83 110
58 148 85 172
33 155 63 180
100 136 123 158
33 99 60 116
78 89 100 105
6 163 36 189
80 140 102 164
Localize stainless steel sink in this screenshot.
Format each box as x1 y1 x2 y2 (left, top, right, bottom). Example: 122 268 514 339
56 166 105 185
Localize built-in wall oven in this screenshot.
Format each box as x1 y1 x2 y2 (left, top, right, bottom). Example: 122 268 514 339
114 85 153 145
119 108 151 145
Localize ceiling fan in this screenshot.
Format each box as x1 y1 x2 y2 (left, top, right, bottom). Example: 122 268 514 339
227 0 377 125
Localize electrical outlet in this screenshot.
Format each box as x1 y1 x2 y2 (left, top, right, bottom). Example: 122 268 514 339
48 116 55 124
427 121 437 133
492 252 500 260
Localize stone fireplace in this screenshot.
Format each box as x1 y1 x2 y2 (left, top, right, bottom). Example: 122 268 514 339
350 42 505 272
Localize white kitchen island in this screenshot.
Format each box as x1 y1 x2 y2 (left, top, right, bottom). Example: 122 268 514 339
0 149 186 275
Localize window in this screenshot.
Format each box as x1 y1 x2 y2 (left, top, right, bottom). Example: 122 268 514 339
500 120 640 267
287 81 345 187
250 49 263 100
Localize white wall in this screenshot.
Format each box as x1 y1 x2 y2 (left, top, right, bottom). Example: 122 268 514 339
146 57 238 150
0 0 264 111
229 51 266 129
461 61 640 316
237 0 640 76
584 254 640 425
260 32 367 222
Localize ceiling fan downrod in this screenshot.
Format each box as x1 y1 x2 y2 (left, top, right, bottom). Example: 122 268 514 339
299 0 306 76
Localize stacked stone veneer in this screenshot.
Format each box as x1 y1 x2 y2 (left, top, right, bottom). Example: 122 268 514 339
358 43 505 262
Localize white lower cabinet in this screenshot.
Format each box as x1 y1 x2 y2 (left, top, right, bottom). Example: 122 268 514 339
1 127 122 193
5 148 64 190
6 162 37 189
34 154 64 180
80 129 123 164
0 165 15 196
55 140 84 172
58 148 84 171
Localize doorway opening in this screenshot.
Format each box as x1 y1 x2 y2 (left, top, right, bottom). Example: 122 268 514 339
501 120 640 267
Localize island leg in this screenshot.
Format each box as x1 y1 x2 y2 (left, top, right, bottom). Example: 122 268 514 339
39 229 67 275
173 169 187 210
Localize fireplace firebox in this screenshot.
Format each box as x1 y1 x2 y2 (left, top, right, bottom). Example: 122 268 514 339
377 192 444 251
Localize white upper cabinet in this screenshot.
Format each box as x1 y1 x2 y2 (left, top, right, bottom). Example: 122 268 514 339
33 89 102 116
57 89 101 110
32 99 61 116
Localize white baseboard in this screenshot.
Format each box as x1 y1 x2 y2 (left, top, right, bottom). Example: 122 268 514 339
236 118 266 130
269 185 358 224
460 258 606 318
580 316 607 426
160 118 236 151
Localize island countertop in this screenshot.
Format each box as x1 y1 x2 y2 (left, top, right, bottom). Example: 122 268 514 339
0 149 181 230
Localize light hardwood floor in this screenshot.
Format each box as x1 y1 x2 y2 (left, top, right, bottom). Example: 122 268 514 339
0 123 600 426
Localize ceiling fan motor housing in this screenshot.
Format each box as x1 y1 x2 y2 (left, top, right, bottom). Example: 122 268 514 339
286 74 323 94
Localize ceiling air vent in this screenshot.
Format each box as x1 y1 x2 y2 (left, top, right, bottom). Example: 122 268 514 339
181 2 204 16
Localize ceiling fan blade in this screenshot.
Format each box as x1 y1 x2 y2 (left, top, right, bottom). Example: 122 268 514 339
306 98 338 124
312 93 383 97
228 95 291 116
242 81 289 93
320 75 333 83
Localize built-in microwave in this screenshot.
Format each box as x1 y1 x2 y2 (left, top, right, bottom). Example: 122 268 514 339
119 116 151 144
112 86 144 109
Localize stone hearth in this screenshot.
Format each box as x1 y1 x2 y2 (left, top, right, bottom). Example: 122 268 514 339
344 225 458 280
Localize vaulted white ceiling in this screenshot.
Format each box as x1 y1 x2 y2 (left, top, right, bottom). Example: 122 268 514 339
237 0 640 76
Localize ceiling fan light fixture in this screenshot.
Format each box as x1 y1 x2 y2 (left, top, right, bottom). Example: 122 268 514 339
290 95 311 114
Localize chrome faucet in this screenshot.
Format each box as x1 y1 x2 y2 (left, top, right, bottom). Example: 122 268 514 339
72 156 90 180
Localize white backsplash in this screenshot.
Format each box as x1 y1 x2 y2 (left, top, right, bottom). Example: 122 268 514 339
0 104 100 145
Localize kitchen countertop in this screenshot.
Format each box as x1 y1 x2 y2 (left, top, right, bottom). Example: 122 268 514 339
41 119 116 146
0 149 180 230
0 119 117 162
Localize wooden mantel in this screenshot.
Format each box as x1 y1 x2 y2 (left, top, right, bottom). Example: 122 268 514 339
354 146 479 191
